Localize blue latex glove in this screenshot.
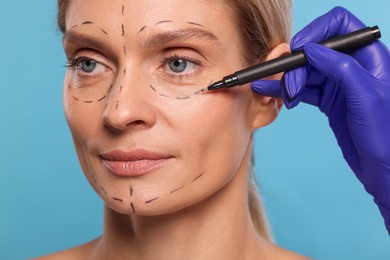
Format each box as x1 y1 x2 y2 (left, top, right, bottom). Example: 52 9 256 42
251 6 390 233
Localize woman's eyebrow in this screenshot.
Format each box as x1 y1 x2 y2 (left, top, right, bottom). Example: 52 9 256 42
143 28 220 49
62 31 110 53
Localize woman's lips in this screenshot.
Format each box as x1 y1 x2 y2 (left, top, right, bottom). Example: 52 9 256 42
101 149 174 177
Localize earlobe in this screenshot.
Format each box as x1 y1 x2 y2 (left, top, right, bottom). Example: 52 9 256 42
249 43 290 129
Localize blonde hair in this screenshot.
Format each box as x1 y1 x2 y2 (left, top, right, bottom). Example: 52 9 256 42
57 0 292 242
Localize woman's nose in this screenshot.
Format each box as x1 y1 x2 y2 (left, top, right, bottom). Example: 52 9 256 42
103 70 157 132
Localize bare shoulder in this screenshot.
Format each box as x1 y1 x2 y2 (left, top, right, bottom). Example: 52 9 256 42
31 238 99 260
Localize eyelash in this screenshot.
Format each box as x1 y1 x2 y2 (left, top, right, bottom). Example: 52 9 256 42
159 53 202 79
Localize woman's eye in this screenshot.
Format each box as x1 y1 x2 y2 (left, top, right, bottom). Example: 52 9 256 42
78 59 97 73
169 59 188 73
161 56 201 76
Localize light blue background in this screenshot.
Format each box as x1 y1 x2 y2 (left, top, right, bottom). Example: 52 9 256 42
0 1 389 259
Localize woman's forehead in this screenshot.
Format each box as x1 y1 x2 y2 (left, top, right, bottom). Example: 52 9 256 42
66 0 233 32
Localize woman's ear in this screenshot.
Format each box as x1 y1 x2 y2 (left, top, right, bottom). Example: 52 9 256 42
249 43 290 129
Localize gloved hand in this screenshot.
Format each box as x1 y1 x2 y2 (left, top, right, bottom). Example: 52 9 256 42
251 6 390 233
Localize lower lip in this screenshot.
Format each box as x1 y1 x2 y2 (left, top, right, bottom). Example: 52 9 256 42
102 158 172 177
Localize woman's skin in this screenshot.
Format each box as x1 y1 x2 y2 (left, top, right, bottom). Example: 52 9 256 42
37 0 309 259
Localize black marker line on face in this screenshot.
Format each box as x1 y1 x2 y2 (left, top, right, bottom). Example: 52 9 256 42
92 176 97 183
116 100 119 110
100 186 108 195
119 85 123 94
145 197 160 204
70 24 78 29
149 85 157 92
82 21 93 25
123 45 127 55
113 197 123 203
192 172 205 182
72 96 80 102
187 22 204 27
108 84 114 93
130 202 136 213
84 100 93 103
129 186 133 197
170 186 184 194
175 95 191 100
122 5 124 15
160 93 169 98
123 68 126 77
137 26 147 34
97 95 107 102
100 28 108 35
122 24 125 36
156 20 173 25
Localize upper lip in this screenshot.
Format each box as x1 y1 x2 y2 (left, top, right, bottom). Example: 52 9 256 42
100 149 174 161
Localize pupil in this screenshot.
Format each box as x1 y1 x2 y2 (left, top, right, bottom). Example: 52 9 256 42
80 59 96 73
169 59 186 73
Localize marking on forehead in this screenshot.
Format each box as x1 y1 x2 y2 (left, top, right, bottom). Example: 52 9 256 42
82 21 93 25
156 20 173 25
187 22 205 27
137 26 147 34
145 197 160 204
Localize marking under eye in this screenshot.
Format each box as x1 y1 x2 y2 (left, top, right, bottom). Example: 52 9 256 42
97 95 107 102
84 100 93 103
160 93 169 98
175 95 191 100
108 84 114 93
145 197 160 204
149 85 157 92
156 20 172 25
82 21 93 25
187 22 204 27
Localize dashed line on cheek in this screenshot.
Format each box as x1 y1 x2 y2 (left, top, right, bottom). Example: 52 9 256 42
112 197 124 203
145 197 160 204
170 186 184 194
192 172 205 182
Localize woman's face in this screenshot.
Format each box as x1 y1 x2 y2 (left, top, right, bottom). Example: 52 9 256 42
63 0 272 215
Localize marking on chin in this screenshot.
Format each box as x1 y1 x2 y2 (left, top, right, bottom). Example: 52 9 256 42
192 172 205 182
130 202 136 213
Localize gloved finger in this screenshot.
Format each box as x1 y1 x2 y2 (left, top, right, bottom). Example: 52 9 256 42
303 43 377 105
281 67 307 109
290 6 366 50
251 80 282 98
251 78 322 108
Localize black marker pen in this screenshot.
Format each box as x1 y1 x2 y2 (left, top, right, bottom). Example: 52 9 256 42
205 26 381 91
